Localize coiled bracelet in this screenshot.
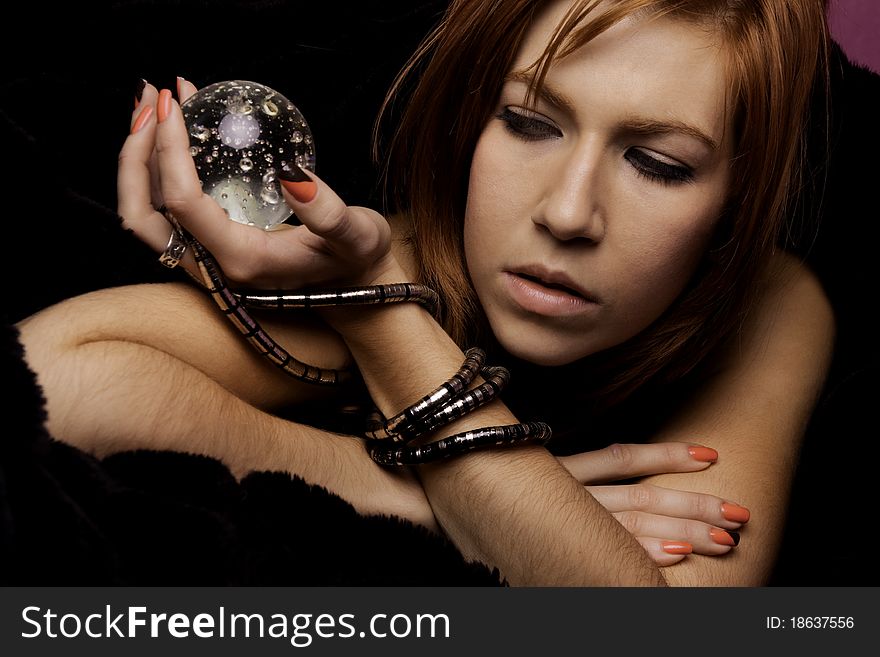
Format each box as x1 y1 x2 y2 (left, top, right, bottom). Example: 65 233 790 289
160 211 551 464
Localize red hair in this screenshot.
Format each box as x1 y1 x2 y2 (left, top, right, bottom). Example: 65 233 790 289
376 0 830 407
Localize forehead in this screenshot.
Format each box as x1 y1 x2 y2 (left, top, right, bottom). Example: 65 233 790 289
513 1 732 144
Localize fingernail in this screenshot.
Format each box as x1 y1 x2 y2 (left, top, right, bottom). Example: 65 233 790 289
710 528 740 546
661 541 693 555
176 76 185 99
130 105 153 135
134 78 147 108
278 165 317 203
721 502 751 523
157 88 173 123
688 445 718 462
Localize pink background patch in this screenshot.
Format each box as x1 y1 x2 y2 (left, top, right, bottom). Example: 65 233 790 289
827 0 880 74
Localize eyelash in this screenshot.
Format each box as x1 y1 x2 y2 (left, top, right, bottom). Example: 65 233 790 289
624 148 694 185
496 107 561 141
496 107 694 185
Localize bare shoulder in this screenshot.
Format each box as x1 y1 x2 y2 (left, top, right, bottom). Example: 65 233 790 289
762 250 831 308
736 251 835 361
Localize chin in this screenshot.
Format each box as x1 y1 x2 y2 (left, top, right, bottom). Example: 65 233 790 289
499 338 589 368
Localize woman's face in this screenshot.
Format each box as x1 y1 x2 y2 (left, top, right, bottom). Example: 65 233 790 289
464 2 734 366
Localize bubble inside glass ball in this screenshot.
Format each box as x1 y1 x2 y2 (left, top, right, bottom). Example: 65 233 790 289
181 80 315 230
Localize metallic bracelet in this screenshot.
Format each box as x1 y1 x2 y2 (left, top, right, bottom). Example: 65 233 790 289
367 365 510 444
236 283 438 319
363 350 547 465
160 212 441 386
364 348 487 442
368 421 552 466
399 366 510 440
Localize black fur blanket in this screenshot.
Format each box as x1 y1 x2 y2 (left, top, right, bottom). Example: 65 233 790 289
1 1 878 585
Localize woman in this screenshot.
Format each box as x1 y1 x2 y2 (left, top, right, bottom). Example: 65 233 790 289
16 0 834 585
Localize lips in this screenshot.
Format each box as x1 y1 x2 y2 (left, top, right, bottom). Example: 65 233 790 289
518 273 586 298
511 265 598 303
502 266 599 318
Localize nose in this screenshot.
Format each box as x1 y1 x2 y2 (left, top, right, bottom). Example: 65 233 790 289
531 142 605 243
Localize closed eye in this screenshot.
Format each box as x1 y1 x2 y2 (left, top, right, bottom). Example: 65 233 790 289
497 107 562 142
624 148 694 185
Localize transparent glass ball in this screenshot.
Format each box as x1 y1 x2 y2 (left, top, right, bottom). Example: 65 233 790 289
180 80 315 230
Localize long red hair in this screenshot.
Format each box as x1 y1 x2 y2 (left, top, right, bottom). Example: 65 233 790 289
376 0 830 408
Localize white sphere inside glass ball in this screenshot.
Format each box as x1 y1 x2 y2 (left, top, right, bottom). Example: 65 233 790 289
181 80 316 230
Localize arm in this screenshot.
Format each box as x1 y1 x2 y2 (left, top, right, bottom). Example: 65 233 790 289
15 282 437 531
14 80 437 525
15 281 750 570
557 252 834 583
326 249 834 586
19 265 823 585
326 299 666 586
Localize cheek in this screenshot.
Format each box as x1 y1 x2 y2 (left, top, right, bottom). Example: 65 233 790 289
462 163 483 275
464 131 517 259
614 207 719 321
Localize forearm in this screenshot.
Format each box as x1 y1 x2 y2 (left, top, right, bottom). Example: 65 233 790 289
330 303 666 586
15 311 435 531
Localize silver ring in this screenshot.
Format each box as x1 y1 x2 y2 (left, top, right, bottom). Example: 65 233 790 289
157 206 188 268
159 227 188 268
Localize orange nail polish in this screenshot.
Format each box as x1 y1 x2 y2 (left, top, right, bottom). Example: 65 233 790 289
278 166 317 203
157 89 173 123
721 502 751 523
281 180 317 203
661 541 693 555
710 528 740 546
688 446 718 462
130 105 153 135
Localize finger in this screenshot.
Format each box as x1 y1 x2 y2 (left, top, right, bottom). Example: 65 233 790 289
614 511 739 555
277 166 391 265
154 91 391 289
153 88 240 249
177 76 199 103
635 537 692 566
118 83 171 252
587 483 749 530
154 85 305 271
154 89 286 280
128 82 158 134
558 441 718 485
131 82 164 209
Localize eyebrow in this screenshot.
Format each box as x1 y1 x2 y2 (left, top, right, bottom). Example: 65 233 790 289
504 70 719 152
618 118 719 152
505 70 576 113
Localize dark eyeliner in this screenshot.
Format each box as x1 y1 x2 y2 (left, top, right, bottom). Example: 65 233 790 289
496 107 561 141
625 148 694 184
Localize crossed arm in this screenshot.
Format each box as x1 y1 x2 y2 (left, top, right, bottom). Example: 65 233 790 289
636 253 835 586
14 81 835 586
317 250 833 585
